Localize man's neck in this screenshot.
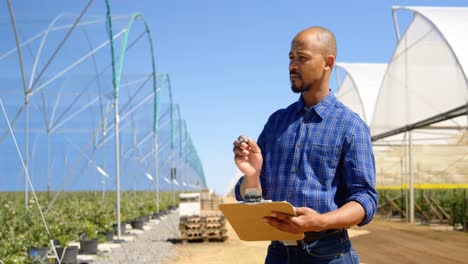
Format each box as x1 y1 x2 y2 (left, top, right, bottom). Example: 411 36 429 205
301 87 330 108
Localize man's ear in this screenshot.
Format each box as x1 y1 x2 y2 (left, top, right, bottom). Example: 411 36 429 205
325 55 335 70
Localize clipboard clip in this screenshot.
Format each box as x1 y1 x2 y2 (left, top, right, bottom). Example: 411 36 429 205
244 188 263 203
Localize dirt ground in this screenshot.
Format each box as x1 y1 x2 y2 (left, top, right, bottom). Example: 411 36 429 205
168 214 270 264
352 216 468 264
168 201 468 264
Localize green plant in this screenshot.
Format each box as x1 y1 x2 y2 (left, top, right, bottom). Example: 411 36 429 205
0 191 177 261
94 206 114 233
120 196 138 222
80 221 99 240
27 225 50 248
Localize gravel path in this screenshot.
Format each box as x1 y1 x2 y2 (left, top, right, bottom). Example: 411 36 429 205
94 210 180 264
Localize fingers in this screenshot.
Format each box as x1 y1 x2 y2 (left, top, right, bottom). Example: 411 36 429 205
264 216 301 234
294 207 307 216
270 211 294 222
233 135 256 156
246 138 261 154
238 135 249 144
264 217 290 232
234 135 260 150
233 145 249 156
234 135 250 148
232 136 249 164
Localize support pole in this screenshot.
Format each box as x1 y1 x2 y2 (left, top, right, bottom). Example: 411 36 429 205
6 0 30 211
171 165 176 206
47 132 51 201
154 133 159 213
25 97 29 210
463 189 466 232
114 99 121 240
409 130 414 224
400 156 404 220
392 7 401 41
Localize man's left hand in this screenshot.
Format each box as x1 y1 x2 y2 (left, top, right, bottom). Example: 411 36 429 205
264 207 327 234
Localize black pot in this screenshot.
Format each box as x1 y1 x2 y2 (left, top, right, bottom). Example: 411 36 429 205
153 210 169 219
140 215 150 222
113 223 126 235
152 212 160 219
56 246 79 264
28 246 48 263
131 219 145 230
79 238 99 254
104 230 114 241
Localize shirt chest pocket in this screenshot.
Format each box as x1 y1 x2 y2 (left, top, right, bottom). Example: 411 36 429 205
306 144 341 172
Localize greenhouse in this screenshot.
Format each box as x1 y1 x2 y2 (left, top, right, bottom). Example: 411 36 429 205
0 1 206 262
336 6 467 225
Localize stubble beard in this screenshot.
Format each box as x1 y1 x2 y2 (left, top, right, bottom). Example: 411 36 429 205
291 81 311 94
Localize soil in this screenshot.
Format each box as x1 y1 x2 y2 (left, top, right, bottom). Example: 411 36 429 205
169 209 468 264
352 216 468 264
167 212 269 264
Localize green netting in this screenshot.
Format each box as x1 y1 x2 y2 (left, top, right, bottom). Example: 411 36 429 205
0 2 207 261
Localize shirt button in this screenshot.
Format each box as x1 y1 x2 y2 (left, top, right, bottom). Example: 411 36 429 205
292 168 296 173
297 143 301 148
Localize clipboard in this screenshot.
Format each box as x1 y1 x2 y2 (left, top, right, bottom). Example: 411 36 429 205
219 201 305 241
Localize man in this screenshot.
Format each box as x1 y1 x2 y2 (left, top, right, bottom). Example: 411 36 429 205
232 26 377 263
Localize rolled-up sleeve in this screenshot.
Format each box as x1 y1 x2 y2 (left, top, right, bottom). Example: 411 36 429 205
342 122 378 226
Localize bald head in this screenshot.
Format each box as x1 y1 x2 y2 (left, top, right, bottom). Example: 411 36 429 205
294 26 337 58
288 26 337 97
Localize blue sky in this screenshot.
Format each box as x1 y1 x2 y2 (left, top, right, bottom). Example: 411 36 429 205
4 0 468 194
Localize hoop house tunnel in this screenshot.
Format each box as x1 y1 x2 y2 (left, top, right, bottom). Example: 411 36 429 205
336 6 467 225
0 1 207 261
0 13 206 192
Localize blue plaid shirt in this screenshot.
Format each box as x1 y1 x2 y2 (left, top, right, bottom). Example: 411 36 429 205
235 92 377 226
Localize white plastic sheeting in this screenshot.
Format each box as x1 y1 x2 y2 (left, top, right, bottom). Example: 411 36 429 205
370 6 468 196
371 6 468 137
336 63 387 124
333 7 468 194
334 61 464 146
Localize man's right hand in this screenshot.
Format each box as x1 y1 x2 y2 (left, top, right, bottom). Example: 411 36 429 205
233 135 263 180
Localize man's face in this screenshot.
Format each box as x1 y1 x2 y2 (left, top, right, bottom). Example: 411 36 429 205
289 33 328 93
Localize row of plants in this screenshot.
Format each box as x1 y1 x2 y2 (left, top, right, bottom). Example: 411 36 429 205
377 188 467 226
0 191 177 263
